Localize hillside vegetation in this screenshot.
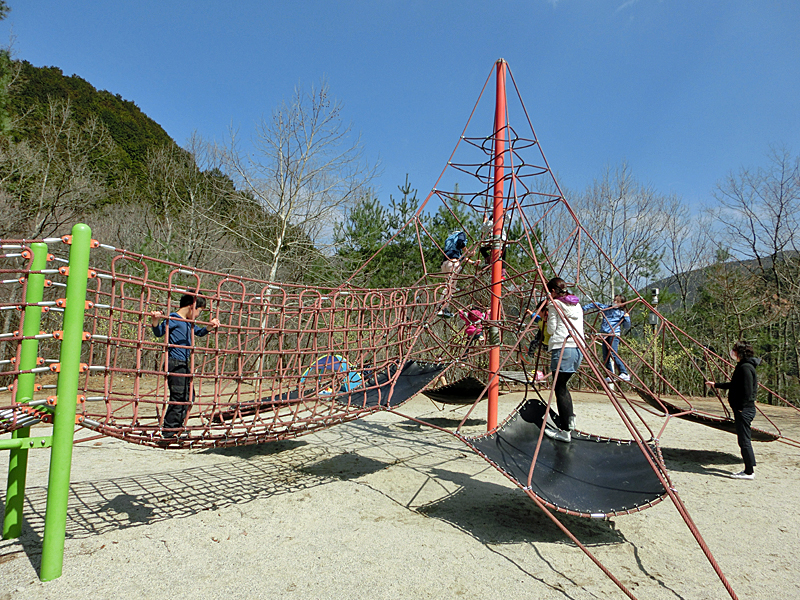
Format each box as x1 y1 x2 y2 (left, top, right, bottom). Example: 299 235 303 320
9 61 177 184
0 57 331 283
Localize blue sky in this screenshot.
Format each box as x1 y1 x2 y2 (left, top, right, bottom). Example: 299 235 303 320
3 1 798 207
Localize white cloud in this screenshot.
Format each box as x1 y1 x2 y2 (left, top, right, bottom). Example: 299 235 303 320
616 0 641 11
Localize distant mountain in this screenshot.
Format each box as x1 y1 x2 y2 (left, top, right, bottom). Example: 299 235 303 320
651 252 796 309
650 268 708 308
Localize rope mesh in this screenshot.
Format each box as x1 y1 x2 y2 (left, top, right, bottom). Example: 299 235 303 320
1 65 798 451
5 60 797 600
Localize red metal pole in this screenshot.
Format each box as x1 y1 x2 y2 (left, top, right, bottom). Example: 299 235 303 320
488 59 507 431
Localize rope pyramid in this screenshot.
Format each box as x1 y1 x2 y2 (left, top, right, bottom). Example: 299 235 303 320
2 63 796 451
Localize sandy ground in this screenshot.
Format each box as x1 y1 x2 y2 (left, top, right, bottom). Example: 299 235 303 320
0 391 799 600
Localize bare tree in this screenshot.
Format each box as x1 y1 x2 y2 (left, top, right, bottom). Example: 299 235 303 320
571 163 670 300
135 135 246 273
0 98 117 238
661 197 713 309
712 146 800 395
0 139 36 236
712 146 800 291
220 82 374 283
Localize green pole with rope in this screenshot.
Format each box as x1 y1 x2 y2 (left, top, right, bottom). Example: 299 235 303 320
39 224 92 581
2 242 49 539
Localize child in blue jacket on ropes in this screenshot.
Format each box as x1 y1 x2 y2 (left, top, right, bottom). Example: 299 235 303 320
437 230 476 318
582 294 631 381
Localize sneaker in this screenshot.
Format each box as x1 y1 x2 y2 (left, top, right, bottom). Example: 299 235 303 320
553 429 571 443
436 309 454 318
544 425 570 443
605 377 613 383
567 415 576 431
618 373 631 381
729 471 755 480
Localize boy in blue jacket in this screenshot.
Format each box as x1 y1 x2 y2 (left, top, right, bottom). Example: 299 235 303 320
583 294 631 381
150 293 220 437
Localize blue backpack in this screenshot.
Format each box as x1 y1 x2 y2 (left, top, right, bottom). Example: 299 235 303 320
443 230 467 259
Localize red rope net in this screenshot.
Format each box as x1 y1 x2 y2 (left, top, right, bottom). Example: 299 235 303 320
5 59 799 600
1 63 798 453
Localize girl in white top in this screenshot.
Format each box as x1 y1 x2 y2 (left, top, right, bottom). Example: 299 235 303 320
545 277 585 442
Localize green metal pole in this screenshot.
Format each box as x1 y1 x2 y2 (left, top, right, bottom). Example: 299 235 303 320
39 224 91 581
3 242 49 539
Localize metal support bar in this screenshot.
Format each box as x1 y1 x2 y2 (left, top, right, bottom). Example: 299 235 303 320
3 242 48 540
0 436 53 450
40 223 92 581
488 59 507 431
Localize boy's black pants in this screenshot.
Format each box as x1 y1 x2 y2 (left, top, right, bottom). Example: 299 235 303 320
163 359 192 435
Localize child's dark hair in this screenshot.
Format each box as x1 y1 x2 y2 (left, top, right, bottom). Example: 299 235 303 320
179 292 206 309
614 294 626 304
546 277 569 297
732 341 754 359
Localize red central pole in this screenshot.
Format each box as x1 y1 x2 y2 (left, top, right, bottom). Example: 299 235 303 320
488 59 507 431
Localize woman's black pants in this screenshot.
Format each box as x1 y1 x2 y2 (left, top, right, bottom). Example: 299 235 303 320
554 371 574 429
734 405 757 474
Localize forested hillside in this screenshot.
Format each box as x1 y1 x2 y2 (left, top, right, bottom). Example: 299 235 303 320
9 61 178 185
0 55 341 284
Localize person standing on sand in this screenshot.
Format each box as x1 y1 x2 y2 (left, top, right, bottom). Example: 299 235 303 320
705 341 761 480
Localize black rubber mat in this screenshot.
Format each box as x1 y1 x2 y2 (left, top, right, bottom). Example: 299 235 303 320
463 399 668 516
634 387 779 442
350 361 445 408
212 360 444 422
422 376 488 405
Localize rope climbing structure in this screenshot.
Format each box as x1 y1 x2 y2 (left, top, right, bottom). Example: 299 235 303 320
2 239 449 448
1 59 798 597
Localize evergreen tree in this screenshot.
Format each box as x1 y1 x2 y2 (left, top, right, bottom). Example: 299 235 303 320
334 176 431 288
334 190 388 285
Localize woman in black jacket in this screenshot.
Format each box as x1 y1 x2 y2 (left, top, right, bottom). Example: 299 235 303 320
705 341 761 480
